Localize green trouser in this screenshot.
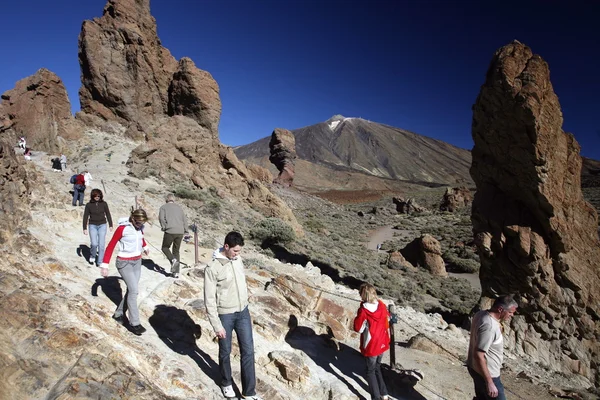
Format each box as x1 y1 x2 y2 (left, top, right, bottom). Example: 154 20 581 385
161 233 183 272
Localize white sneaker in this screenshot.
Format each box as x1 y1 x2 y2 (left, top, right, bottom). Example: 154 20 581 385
221 385 235 398
89 256 96 264
243 396 263 400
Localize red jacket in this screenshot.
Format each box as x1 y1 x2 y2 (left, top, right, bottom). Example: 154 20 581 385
75 174 85 186
353 300 390 357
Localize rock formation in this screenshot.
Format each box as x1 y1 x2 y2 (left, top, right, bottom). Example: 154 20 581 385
168 57 221 134
0 140 32 244
400 234 447 277
439 186 472 212
471 41 600 385
269 128 297 187
392 197 424 214
0 69 81 152
78 0 178 129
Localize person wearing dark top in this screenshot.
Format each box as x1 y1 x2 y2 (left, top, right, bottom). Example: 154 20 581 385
83 189 113 266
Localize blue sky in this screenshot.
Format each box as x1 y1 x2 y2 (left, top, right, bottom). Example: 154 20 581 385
2 0 599 159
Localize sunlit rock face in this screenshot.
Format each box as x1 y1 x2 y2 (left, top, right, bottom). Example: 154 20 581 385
471 40 600 386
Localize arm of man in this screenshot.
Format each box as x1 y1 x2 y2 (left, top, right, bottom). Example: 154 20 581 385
204 265 225 337
183 207 189 234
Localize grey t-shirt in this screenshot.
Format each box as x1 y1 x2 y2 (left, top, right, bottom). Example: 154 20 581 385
467 310 504 378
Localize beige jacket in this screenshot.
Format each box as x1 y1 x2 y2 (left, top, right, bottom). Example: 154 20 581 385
203 249 249 332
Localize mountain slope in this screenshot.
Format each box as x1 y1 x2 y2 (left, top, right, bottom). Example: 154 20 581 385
235 115 472 192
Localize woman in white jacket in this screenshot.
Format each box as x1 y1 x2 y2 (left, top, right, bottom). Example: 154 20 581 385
100 209 149 335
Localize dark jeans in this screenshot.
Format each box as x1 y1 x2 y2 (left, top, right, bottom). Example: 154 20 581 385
72 187 85 206
218 306 256 397
161 233 183 272
468 367 506 400
365 354 388 400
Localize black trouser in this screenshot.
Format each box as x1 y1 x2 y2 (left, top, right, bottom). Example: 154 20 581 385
161 233 183 272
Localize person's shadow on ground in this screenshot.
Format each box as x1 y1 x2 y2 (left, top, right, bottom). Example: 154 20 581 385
285 315 428 400
285 315 369 399
142 258 170 277
91 277 123 306
149 305 221 386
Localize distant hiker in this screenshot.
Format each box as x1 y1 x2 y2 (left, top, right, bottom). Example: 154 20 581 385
23 147 32 161
353 283 391 400
467 295 518 400
51 157 62 172
83 189 113 266
376 243 382 251
204 232 263 400
83 170 93 187
18 137 26 150
60 153 67 171
72 173 86 206
158 193 188 278
100 209 149 336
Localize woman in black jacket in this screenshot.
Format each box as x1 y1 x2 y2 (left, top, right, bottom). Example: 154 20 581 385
83 189 113 266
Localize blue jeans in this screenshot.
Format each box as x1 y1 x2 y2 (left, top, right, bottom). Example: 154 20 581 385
89 223 107 265
366 354 388 399
72 187 84 206
218 306 256 396
468 367 506 400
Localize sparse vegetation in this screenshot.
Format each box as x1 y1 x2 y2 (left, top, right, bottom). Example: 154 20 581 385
250 217 296 245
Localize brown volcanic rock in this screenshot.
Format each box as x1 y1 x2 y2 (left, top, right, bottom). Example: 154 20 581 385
0 69 81 152
168 57 221 134
269 128 297 187
471 41 600 385
401 234 447 277
78 0 178 129
439 186 472 212
0 140 31 244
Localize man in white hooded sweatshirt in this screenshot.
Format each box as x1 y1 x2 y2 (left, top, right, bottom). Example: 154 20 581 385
204 231 263 400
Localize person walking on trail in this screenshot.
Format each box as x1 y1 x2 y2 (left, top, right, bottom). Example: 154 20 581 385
353 283 391 400
83 189 113 266
158 193 188 278
18 137 26 150
60 153 67 171
100 209 150 336
203 232 263 400
467 295 518 400
72 172 86 206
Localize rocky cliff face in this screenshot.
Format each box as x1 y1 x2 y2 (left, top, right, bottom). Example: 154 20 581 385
0 69 81 152
269 128 297 187
471 41 600 385
78 0 178 129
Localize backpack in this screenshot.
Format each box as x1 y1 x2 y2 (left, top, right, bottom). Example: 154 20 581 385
70 174 78 184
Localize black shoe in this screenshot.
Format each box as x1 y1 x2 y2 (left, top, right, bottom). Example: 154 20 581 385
130 324 147 335
112 315 125 325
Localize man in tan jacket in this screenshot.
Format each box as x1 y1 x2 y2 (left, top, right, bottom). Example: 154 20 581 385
204 231 262 400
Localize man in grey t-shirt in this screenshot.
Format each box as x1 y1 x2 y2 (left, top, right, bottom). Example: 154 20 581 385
467 295 518 400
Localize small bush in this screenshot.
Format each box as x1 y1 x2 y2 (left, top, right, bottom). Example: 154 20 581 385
173 186 204 201
250 217 296 245
443 250 480 273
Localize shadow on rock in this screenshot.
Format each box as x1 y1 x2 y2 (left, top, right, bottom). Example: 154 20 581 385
285 315 368 399
286 315 428 400
267 244 364 290
149 305 220 384
142 258 170 277
91 277 123 307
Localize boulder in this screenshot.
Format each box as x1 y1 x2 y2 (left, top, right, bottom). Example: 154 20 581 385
392 197 424 214
471 41 600 385
0 69 82 152
168 57 221 135
401 234 447 277
269 128 297 187
439 186 472 212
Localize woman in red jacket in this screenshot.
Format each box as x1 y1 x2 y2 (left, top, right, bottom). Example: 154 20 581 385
353 283 390 400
